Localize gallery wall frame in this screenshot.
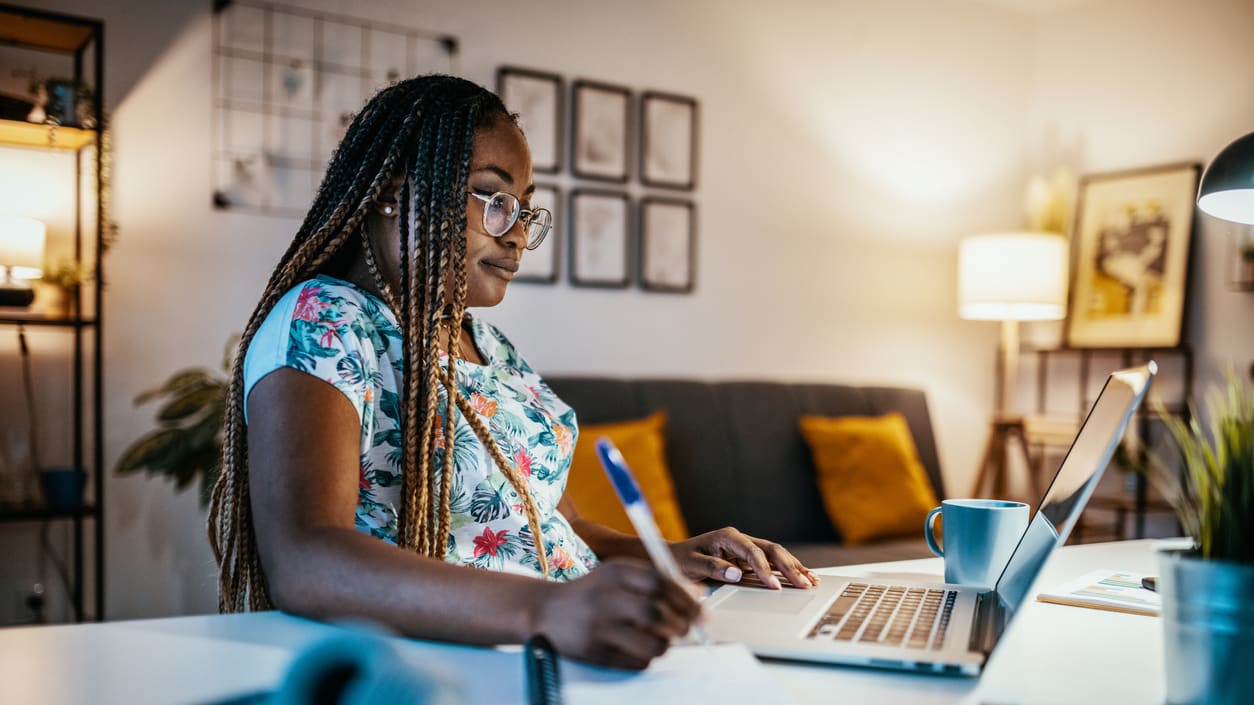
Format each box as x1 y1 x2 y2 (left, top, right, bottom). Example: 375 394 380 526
515 183 561 284
1064 162 1201 349
639 197 696 293
639 91 698 191
570 79 631 183
568 189 631 288
496 66 562 175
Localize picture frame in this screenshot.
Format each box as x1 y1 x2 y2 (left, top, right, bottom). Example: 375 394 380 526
1064 162 1201 349
639 91 698 190
497 67 562 175
639 198 696 293
571 80 630 183
569 190 631 288
515 184 560 284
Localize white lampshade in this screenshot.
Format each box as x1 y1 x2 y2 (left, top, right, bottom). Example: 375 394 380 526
0 216 46 280
958 232 1068 321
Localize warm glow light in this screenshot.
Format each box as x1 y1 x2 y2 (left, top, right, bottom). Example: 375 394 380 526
958 232 1068 321
0 215 47 280
1198 189 1254 225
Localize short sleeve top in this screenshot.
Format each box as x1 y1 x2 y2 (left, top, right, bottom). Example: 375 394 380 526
243 274 598 580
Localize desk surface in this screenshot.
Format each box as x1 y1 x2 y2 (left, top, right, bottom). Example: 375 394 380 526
0 539 1172 705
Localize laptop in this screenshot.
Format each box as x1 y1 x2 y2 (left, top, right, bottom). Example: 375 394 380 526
704 362 1157 676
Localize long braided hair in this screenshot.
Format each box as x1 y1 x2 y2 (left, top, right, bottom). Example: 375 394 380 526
209 75 549 613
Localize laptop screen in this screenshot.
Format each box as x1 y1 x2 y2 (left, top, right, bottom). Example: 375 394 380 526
992 363 1156 610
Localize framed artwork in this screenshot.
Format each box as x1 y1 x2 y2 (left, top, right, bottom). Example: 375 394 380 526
569 190 631 288
515 184 560 284
571 80 630 182
1065 162 1201 349
640 92 698 190
497 67 562 174
639 198 696 293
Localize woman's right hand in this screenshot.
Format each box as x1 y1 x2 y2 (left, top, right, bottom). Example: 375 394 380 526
530 557 704 670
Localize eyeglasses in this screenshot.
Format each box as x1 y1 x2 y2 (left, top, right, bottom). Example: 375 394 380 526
467 191 552 250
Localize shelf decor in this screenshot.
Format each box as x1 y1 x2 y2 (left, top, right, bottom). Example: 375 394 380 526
1065 162 1200 349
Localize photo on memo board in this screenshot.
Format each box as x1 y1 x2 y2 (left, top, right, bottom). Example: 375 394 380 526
1065 162 1200 348
497 67 562 174
569 190 631 288
640 92 698 190
571 80 630 182
639 198 696 293
515 184 560 284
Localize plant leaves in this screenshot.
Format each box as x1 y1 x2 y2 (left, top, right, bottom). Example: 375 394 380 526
115 428 184 474
156 384 225 423
133 368 212 406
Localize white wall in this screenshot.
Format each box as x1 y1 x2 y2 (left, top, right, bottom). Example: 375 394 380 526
2 0 1247 622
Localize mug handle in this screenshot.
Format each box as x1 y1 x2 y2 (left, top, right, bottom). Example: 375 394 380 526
924 506 944 557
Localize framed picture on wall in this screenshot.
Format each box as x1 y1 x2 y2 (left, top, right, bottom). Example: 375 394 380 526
569 190 630 288
640 91 698 190
516 184 560 284
497 67 562 174
571 80 630 182
1065 162 1201 349
639 198 696 293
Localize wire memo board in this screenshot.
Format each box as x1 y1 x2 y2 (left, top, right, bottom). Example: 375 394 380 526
211 0 458 217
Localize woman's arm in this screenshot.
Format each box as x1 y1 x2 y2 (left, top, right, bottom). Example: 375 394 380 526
247 368 699 668
559 495 821 590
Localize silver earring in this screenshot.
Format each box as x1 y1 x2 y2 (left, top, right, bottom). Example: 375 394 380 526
383 205 394 215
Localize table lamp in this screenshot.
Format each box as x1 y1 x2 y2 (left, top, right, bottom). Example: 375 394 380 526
0 215 46 307
1197 130 1254 379
959 231 1069 497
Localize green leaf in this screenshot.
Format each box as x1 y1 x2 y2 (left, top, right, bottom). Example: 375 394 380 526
115 429 184 474
133 369 212 406
156 384 225 423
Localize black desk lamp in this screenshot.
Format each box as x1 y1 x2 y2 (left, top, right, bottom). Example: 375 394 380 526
1197 131 1254 378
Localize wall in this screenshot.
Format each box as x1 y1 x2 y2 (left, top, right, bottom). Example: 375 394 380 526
6 0 1245 622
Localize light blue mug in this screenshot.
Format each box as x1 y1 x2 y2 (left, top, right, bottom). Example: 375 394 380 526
925 499 1029 587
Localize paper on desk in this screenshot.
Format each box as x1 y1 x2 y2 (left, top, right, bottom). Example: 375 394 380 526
562 643 798 704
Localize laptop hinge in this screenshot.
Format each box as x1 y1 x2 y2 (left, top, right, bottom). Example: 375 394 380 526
968 590 1008 655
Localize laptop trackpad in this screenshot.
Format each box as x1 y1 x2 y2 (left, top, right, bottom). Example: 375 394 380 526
718 589 820 614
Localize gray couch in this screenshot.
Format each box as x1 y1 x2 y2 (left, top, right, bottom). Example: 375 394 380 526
545 377 948 569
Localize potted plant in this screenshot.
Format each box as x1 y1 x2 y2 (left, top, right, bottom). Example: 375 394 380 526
115 337 234 507
1150 372 1254 705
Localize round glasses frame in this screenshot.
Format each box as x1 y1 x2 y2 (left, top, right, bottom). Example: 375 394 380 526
468 191 552 251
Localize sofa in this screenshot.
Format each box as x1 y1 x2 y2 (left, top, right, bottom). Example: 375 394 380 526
545 377 949 569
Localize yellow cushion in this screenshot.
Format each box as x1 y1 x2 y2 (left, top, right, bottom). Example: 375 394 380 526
799 412 939 546
564 411 690 542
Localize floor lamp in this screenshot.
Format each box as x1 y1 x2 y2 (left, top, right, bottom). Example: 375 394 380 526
959 232 1069 500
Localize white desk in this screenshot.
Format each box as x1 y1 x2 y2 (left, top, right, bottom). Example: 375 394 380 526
0 539 1171 705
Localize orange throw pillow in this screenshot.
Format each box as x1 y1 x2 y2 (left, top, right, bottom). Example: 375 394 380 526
799 412 939 545
564 411 690 542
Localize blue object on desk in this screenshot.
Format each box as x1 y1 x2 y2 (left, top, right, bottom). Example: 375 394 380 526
524 633 564 705
596 437 711 646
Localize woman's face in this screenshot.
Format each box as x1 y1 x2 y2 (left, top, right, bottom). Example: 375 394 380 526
372 116 534 308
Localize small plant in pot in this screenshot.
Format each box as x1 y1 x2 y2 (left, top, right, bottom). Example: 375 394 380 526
115 338 235 507
1149 372 1254 705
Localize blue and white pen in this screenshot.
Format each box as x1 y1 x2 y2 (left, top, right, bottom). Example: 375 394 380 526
595 437 711 647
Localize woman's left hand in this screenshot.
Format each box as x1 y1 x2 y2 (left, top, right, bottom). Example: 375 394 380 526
670 527 820 590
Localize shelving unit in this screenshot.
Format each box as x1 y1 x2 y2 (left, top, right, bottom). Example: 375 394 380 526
0 3 104 623
1024 345 1191 542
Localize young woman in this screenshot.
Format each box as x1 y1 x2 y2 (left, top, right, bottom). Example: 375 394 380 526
209 74 817 670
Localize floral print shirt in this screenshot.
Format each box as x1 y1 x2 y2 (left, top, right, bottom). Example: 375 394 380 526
243 274 598 580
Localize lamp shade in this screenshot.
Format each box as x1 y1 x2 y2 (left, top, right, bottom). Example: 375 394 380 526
958 232 1068 321
0 215 46 280
1197 131 1254 225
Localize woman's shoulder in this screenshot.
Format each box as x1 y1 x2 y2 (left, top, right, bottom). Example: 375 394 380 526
473 317 533 373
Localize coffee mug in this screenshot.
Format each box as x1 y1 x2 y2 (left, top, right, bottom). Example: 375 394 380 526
924 498 1029 587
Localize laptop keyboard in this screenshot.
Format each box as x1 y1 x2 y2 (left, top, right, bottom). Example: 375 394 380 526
806 583 958 650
